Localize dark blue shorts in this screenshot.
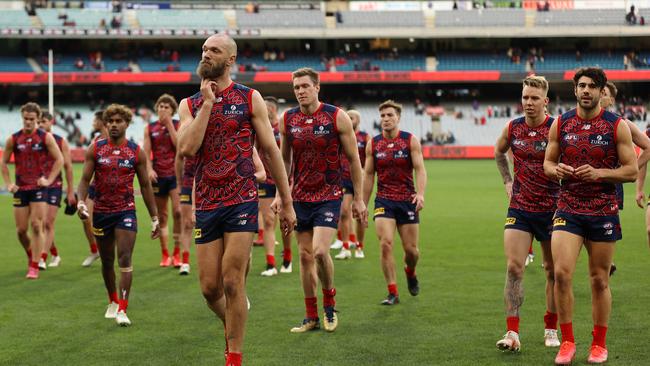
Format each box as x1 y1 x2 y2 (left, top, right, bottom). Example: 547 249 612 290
258 183 277 199
47 187 63 207
373 197 419 225
294 200 342 232
92 210 137 237
180 186 192 205
88 184 96 200
615 183 624 210
152 176 177 197
194 201 258 244
13 188 48 207
552 211 622 242
504 208 554 242
342 179 354 195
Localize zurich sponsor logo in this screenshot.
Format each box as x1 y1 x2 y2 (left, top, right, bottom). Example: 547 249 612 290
224 104 244 115
313 125 330 135
118 159 133 168
589 134 609 146
32 143 43 151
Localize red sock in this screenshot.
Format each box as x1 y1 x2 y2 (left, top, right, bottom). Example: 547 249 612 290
282 249 292 263
30 261 39 269
544 311 558 330
506 316 520 333
41 252 48 261
118 298 128 312
182 251 190 264
50 244 58 256
528 244 534 255
109 292 119 303
266 254 275 267
592 325 608 348
349 233 356 243
161 248 169 257
342 241 349 250
337 230 342 241
388 283 398 296
405 266 416 278
225 352 242 366
258 229 264 241
172 246 180 256
357 241 364 249
560 322 575 343
90 243 98 254
322 288 336 308
305 297 318 319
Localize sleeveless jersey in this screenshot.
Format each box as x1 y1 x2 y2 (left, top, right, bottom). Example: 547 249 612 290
372 130 415 201
260 122 281 185
284 103 343 202
149 119 179 178
508 116 559 212
557 108 621 216
341 152 351 181
42 133 64 189
181 155 198 188
93 139 140 213
356 130 369 168
12 129 48 191
186 83 258 210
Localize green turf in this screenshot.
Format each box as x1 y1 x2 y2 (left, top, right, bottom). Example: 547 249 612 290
1 160 650 365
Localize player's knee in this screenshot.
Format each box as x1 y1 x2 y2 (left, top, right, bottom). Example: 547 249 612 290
222 274 243 298
340 207 351 221
117 254 132 269
42 220 53 232
159 211 169 226
201 282 224 303
589 273 609 293
182 217 194 231
313 248 329 263
16 226 28 238
554 267 572 287
263 215 275 229
299 247 313 263
543 264 555 282
380 239 393 256
172 208 181 223
506 261 525 278
29 218 43 233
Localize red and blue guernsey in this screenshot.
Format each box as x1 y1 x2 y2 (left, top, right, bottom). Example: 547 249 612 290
12 128 48 191
356 130 369 168
181 155 198 189
149 119 179 178
558 108 621 216
187 82 258 210
508 116 559 212
259 123 281 185
372 130 415 202
41 133 64 189
92 139 140 213
285 103 343 202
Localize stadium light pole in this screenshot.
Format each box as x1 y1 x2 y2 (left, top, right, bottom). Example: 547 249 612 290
48 49 54 114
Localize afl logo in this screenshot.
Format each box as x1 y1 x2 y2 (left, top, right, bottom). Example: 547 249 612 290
564 133 578 142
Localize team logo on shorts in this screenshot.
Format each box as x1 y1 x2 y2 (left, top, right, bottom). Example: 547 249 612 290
323 211 334 222
35 191 43 199
553 218 566 226
194 228 202 239
505 217 516 225
180 194 190 202
93 227 104 236
374 207 385 216
152 186 160 193
259 188 267 196
123 217 133 228
13 197 22 205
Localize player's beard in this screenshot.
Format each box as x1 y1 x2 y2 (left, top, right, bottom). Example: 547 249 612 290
196 59 227 80
579 97 600 111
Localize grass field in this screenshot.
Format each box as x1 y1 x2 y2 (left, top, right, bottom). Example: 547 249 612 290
1 160 650 366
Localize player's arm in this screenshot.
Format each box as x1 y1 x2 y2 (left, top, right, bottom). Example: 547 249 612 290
410 136 427 212
495 122 513 198
362 140 375 207
39 132 63 187
178 81 215 157
575 120 638 183
142 124 157 182
337 110 367 225
279 111 292 180
163 116 178 147
252 146 266 183
636 163 647 208
1 137 17 192
135 147 161 238
60 138 76 206
544 119 575 181
174 152 184 189
76 145 96 219
626 120 650 207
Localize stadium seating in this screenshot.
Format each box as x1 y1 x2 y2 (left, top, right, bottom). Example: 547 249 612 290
435 9 526 27
0 10 34 28
48 55 131 72
235 9 325 28
36 9 118 29
0 57 33 72
535 9 626 26
338 11 425 28
135 9 227 30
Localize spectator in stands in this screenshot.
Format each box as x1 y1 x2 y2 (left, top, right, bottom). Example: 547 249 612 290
335 10 343 23
99 18 107 30
74 57 85 70
110 15 122 29
626 5 637 25
171 50 179 63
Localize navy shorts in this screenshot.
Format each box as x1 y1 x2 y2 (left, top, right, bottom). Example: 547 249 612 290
342 179 354 195
504 208 554 242
152 176 177 197
13 188 48 207
373 197 419 225
552 211 622 242
180 186 192 205
258 183 277 199
92 210 137 237
294 200 342 232
47 187 63 207
615 183 624 210
194 201 258 244
88 185 96 200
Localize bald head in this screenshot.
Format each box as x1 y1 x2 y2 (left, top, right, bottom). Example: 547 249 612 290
205 34 237 57
198 34 238 79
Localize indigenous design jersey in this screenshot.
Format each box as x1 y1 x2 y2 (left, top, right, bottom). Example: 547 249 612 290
181 155 198 188
42 133 63 189
285 103 342 202
149 119 179 178
12 128 48 191
259 122 281 185
558 109 621 216
187 83 258 210
508 116 559 212
372 130 415 201
92 139 140 213
356 130 369 168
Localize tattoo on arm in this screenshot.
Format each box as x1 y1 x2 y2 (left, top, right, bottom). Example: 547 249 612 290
496 153 513 184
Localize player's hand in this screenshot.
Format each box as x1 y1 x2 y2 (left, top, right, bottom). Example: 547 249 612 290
278 199 296 236
148 169 158 183
37 176 50 187
7 183 19 193
636 191 646 208
191 208 196 226
160 115 173 127
575 164 602 182
66 191 77 206
504 181 513 199
352 197 368 227
151 216 161 239
411 193 425 212
270 196 281 214
556 163 576 180
77 201 89 220
200 79 218 103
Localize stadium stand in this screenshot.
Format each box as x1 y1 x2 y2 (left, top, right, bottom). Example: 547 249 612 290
0 10 33 28
235 9 325 28
434 9 526 27
135 9 228 30
0 57 33 72
36 9 119 29
535 9 627 26
338 11 425 28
